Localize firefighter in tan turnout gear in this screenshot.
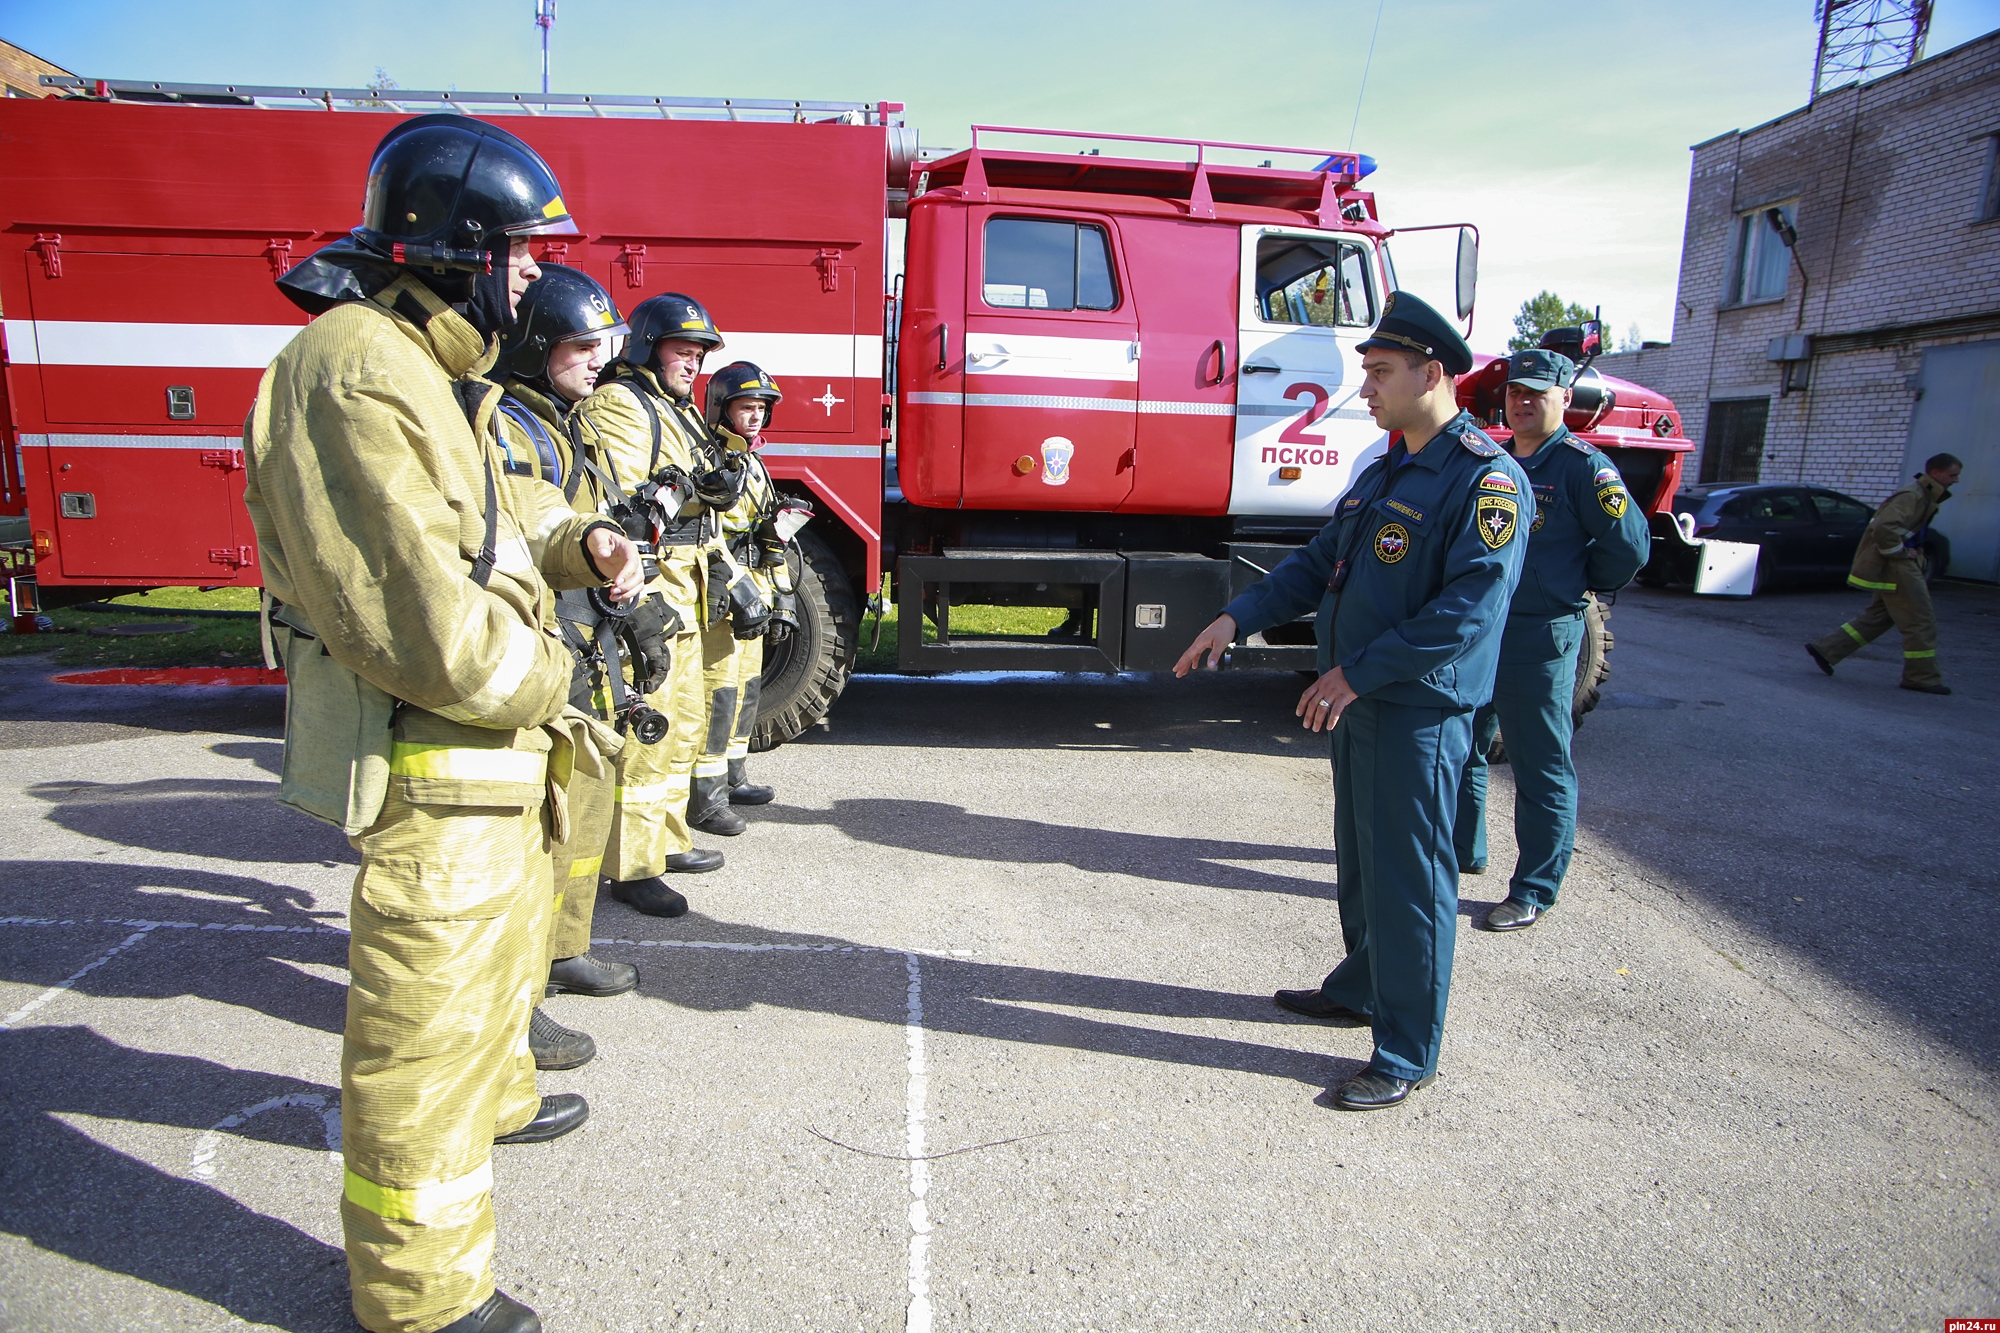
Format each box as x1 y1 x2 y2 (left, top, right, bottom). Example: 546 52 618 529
492 263 645 1074
243 116 643 1333
572 293 750 915
1807 452 1962 695
688 361 809 832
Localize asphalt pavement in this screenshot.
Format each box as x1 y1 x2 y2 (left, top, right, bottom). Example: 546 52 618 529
0 581 1995 1332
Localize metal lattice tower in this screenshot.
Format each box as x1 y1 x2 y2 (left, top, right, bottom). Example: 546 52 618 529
535 0 556 96
1812 0 1934 98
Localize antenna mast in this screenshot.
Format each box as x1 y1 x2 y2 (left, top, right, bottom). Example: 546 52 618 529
535 0 556 97
1812 0 1933 99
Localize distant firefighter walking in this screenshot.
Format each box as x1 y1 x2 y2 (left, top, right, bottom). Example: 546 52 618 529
1807 453 1961 696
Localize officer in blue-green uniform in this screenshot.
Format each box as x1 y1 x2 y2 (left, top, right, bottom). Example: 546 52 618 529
1454 350 1651 932
1176 291 1531 1112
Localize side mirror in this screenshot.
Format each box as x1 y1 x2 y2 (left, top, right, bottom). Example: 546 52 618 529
1577 320 1603 361
1454 227 1478 322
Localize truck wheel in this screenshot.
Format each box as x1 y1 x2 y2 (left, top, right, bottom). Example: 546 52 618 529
750 527 860 752
1489 593 1613 765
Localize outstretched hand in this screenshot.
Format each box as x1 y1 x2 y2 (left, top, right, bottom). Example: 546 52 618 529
1173 614 1237 677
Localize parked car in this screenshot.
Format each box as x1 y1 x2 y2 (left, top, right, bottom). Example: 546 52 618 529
1637 483 1951 592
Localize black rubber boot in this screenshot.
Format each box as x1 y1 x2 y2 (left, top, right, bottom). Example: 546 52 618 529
727 757 775 806
435 1290 541 1333
546 952 639 997
609 876 692 917
528 1007 595 1070
688 775 747 836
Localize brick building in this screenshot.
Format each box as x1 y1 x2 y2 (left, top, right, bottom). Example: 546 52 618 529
1595 28 2000 582
0 39 71 101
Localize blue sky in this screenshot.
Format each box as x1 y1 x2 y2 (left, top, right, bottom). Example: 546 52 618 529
5 0 1996 352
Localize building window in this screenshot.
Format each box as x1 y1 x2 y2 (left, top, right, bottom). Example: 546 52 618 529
1728 204 1795 305
982 218 1118 312
1254 235 1377 328
1700 398 1769 483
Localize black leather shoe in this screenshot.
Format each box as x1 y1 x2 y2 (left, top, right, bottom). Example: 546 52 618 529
1806 642 1835 676
496 1093 589 1145
1900 681 1951 695
547 952 638 998
689 776 747 836
727 758 776 805
436 1289 541 1333
1460 861 1488 875
1273 989 1369 1026
528 1007 595 1071
610 875 691 918
1331 1068 1438 1111
663 848 724 873
1484 898 1543 932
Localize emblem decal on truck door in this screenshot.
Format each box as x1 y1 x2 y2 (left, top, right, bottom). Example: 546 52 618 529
1040 437 1073 485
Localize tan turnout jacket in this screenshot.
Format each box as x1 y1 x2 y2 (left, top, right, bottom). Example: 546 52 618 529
244 274 612 812
1849 473 1951 592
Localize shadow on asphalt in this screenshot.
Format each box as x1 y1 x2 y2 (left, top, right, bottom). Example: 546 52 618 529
24 777 353 867
0 1026 349 1332
758 798 1339 901
601 908 1370 1091
0 862 350 1035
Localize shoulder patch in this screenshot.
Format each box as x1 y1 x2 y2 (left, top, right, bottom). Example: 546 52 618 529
1597 485 1628 519
1564 433 1595 454
1593 464 1622 487
1457 425 1502 458
1478 470 1518 495
1474 494 1519 549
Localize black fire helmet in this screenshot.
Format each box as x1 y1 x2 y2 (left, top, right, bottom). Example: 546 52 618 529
704 361 783 429
498 264 629 383
617 292 726 371
352 113 578 277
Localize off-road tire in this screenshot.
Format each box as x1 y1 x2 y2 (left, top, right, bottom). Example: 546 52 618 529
749 528 859 752
1488 593 1613 766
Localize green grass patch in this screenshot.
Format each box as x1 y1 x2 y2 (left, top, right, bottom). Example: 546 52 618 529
854 603 1073 674
2 587 263 668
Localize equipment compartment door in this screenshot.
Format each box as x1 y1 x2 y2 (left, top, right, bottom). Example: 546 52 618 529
960 211 1137 510
1230 227 1387 517
19 250 301 582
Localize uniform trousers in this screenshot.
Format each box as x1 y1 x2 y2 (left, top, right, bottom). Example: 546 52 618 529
341 791 548 1333
728 635 764 765
694 618 741 785
546 764 612 961
1454 611 1584 908
605 626 705 880
1318 696 1474 1083
1810 558 1942 688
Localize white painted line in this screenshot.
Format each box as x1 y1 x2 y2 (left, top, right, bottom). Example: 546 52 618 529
190 1091 343 1180
593 935 938 1332
904 950 933 1333
0 926 154 1029
0 915 345 935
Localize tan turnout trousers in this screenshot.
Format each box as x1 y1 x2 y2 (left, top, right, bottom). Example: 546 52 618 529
727 634 764 767
604 625 706 878
1811 556 1942 688
341 792 549 1333
547 765 613 960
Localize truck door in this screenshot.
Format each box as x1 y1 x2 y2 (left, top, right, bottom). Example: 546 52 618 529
1229 227 1387 518
20 249 305 581
960 213 1137 510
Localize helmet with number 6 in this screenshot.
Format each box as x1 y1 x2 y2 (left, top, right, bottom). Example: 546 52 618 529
617 292 726 370
498 264 628 384
704 361 783 430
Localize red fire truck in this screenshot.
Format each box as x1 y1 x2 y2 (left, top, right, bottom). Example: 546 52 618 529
0 78 1691 744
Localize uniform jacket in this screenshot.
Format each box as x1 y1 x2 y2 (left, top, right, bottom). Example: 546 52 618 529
496 377 602 517
1222 411 1532 709
243 273 612 810
1850 473 1951 591
571 364 717 626
1506 424 1651 619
